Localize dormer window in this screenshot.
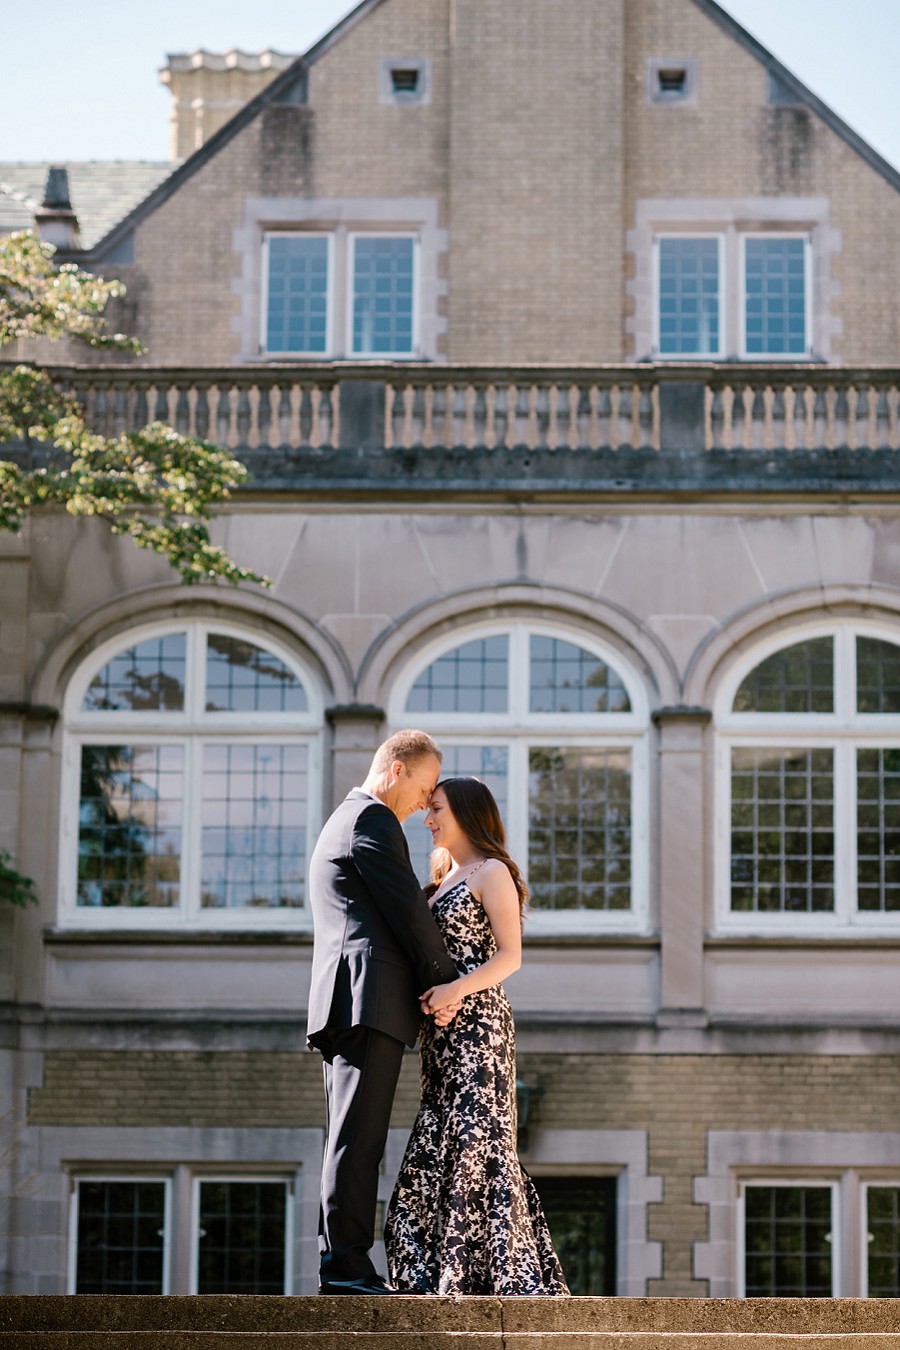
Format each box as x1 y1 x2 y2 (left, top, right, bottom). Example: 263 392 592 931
391 68 420 95
647 57 698 105
379 57 431 106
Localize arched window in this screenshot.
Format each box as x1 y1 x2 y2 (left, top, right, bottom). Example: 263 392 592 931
393 623 649 930
716 623 900 929
60 622 323 927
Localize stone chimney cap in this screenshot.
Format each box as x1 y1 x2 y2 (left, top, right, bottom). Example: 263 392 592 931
161 48 297 78
41 165 74 211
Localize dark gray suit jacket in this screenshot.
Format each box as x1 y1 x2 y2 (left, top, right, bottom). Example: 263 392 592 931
306 790 459 1050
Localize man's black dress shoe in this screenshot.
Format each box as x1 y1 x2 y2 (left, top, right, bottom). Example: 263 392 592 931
318 1274 398 1295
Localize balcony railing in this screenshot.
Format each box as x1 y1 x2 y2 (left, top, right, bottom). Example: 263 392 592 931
13 363 900 456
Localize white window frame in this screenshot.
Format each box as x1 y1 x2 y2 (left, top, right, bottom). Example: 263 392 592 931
59 619 323 930
653 232 725 360
736 1178 840 1297
189 1175 293 1296
714 620 900 934
347 231 419 359
67 1175 173 1295
260 227 420 360
739 231 813 361
261 231 334 359
860 1180 900 1298
391 621 650 935
651 227 813 363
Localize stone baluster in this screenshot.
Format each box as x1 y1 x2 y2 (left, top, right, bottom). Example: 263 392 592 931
596 385 612 450
411 385 426 447
154 382 171 427
493 385 509 449
638 384 654 451
318 385 334 448
112 385 129 437
554 384 571 449
854 386 870 450
710 387 726 451
175 384 190 435
749 387 766 451
277 386 292 447
452 384 467 447
133 385 149 432
257 383 273 449
771 385 786 450
615 384 633 451
813 387 827 449
298 386 313 446
729 385 746 450
194 384 210 441
514 382 530 447
389 383 405 448
833 385 850 449
236 387 251 446
432 385 447 448
215 386 231 447
472 384 488 447
791 384 809 452
576 385 591 449
875 387 891 451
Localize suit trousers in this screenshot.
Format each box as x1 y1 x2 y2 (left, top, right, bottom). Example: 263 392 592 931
318 1024 406 1281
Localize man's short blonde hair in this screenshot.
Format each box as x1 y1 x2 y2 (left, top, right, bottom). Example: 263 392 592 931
371 729 442 774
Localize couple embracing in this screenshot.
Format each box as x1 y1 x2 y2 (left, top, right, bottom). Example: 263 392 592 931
307 729 569 1297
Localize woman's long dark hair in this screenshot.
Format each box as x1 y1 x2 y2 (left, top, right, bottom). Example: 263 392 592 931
428 776 529 916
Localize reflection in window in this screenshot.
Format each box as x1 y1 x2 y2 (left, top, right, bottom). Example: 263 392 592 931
352 236 415 355
857 749 900 913
658 236 720 357
404 745 509 883
744 237 807 357
201 744 307 909
530 636 630 714
407 636 509 714
868 1187 900 1297
530 1176 616 1295
730 747 834 914
529 747 631 910
77 745 183 908
857 637 900 714
74 1181 166 1294
84 634 186 712
197 1181 287 1294
266 235 329 355
733 637 833 714
744 1185 833 1296
206 635 308 714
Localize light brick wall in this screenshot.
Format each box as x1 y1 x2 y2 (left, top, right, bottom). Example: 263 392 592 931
27 1048 900 1296
106 0 900 368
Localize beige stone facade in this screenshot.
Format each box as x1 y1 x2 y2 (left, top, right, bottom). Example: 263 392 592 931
3 0 900 1301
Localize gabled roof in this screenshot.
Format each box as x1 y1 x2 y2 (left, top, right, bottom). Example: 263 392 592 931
0 162 181 250
692 0 900 193
30 0 900 264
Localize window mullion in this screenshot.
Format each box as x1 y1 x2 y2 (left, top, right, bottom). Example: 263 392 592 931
182 736 203 923
833 738 855 926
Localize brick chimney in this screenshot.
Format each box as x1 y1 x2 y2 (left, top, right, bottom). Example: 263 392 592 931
34 166 80 250
159 49 298 159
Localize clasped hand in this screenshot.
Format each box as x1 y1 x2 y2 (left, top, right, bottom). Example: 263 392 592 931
420 981 463 1025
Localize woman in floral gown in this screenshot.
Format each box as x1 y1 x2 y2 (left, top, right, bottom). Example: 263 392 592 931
383 777 568 1296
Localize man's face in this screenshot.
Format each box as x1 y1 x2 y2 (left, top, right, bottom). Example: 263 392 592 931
388 754 442 822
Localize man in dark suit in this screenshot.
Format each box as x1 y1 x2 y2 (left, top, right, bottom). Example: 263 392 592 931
307 728 459 1295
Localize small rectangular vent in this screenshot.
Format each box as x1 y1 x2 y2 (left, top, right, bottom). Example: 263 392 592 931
391 68 420 95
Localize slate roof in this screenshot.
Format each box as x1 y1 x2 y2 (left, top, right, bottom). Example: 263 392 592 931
0 161 181 250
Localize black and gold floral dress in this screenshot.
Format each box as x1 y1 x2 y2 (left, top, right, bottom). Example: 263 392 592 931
383 876 569 1296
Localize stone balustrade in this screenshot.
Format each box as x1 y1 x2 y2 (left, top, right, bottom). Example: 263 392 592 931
7 362 900 458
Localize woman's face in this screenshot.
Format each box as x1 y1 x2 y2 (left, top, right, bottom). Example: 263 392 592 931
424 787 467 857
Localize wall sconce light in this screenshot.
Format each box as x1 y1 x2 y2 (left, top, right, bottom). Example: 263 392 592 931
515 1076 544 1152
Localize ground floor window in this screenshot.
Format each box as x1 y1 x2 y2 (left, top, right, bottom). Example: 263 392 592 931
69 1175 291 1295
866 1185 900 1297
530 1176 617 1295
741 1183 834 1296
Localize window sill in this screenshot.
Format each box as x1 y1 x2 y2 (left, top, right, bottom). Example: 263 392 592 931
706 932 900 950
43 927 314 947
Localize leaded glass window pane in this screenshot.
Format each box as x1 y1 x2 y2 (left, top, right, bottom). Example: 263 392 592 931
733 638 833 714
744 1186 833 1296
205 635 308 714
352 236 414 355
745 237 807 356
857 637 900 714
196 1181 287 1294
530 1177 616 1295
658 237 720 356
404 745 509 883
857 748 900 913
529 636 631 714
75 1180 166 1294
77 745 183 908
84 634 186 712
201 744 307 909
868 1186 900 1297
266 235 328 354
406 636 509 714
528 747 631 910
730 747 834 913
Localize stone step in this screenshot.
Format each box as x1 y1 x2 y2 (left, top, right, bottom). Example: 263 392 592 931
0 1297 899 1350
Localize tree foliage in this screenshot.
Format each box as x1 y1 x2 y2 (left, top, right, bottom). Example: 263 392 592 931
0 231 268 585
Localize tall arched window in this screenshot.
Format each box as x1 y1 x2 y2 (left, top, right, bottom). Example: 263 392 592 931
393 623 649 930
716 622 900 929
60 621 323 927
